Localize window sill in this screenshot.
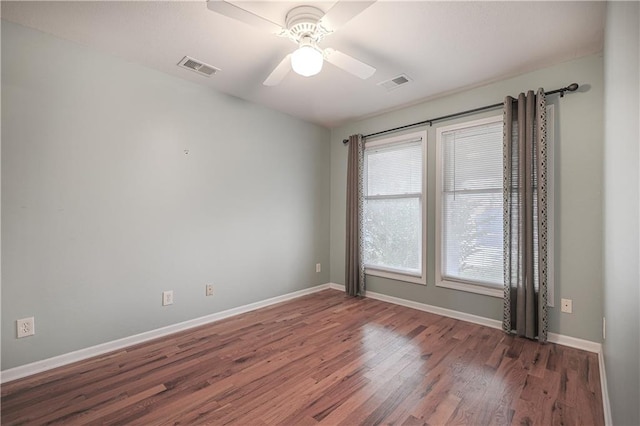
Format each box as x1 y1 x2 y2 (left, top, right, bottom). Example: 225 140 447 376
365 268 426 285
436 279 502 298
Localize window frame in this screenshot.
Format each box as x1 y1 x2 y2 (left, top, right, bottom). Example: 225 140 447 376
435 115 505 297
434 108 555 304
363 130 427 285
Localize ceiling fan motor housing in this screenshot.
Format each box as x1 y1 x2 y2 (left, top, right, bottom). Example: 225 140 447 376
285 6 326 42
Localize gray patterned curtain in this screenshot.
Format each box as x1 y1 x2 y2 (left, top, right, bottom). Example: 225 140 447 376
345 134 365 296
502 89 549 342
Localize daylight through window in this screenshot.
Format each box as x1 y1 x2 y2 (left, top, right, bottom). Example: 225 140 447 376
363 131 426 284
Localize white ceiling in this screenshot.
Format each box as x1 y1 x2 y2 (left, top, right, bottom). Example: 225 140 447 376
1 1 605 128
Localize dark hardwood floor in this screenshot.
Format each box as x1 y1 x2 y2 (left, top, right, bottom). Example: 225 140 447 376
1 289 604 425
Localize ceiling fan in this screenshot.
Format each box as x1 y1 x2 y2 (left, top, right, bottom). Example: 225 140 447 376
206 0 377 86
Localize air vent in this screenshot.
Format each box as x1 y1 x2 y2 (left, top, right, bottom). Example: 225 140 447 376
378 74 412 91
177 56 220 77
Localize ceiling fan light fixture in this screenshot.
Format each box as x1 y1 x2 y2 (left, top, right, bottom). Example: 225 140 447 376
207 1 378 85
291 44 323 77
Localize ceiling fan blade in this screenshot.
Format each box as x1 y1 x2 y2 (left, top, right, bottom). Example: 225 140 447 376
319 1 376 33
324 49 376 80
206 0 284 35
263 55 292 86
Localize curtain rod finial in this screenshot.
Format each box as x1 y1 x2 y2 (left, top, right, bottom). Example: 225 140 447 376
343 139 349 144
567 83 579 92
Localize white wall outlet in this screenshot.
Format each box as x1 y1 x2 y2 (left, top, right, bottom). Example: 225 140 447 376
17 317 35 338
162 290 174 306
560 298 572 313
316 263 321 273
206 284 214 297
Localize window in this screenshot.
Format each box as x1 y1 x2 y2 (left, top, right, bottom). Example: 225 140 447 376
436 116 504 296
435 110 554 302
363 131 427 284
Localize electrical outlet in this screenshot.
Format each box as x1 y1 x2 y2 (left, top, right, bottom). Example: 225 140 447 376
560 298 572 313
316 263 321 273
206 284 214 297
17 317 35 338
162 291 174 306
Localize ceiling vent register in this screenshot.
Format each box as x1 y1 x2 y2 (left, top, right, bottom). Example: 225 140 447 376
378 74 412 91
178 56 220 77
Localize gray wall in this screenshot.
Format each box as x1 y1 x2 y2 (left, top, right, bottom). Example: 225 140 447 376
1 21 331 370
330 54 604 342
602 2 640 424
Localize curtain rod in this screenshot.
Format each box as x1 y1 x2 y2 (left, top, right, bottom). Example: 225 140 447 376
342 83 579 144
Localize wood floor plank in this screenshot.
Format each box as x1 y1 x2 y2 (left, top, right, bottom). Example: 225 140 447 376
1 289 604 425
425 392 461 425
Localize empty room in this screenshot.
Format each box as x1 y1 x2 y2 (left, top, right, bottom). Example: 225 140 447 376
1 1 638 425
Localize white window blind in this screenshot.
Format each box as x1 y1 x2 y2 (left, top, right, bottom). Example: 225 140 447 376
440 119 504 287
363 136 424 279
436 109 554 302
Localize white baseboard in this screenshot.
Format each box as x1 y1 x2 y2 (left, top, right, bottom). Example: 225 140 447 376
329 283 601 353
328 283 345 292
0 283 331 384
546 332 601 353
598 347 613 426
367 288 503 330
331 282 502 330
